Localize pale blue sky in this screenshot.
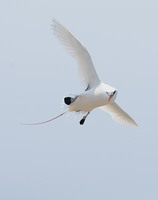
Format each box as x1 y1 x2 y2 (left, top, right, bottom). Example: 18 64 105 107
0 0 158 199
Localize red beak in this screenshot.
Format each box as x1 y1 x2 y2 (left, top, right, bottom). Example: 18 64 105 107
108 95 112 102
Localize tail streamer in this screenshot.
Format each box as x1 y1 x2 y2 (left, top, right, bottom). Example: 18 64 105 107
20 110 67 126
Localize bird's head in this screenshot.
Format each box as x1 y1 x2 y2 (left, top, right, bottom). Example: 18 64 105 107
106 90 117 102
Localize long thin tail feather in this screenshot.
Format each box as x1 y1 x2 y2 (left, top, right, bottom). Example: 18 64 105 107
20 110 67 126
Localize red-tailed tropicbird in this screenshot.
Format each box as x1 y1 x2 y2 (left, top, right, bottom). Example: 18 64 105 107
22 19 138 126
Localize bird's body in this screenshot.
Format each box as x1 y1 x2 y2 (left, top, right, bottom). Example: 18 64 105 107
68 83 116 112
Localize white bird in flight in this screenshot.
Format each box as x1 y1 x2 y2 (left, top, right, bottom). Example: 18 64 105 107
22 19 138 126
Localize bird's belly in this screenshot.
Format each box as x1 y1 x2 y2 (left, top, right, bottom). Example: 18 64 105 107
69 94 107 112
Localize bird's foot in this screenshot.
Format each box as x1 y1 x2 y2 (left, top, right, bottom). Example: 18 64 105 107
80 118 85 125
79 112 90 125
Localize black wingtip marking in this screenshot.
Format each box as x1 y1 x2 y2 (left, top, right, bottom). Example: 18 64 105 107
64 97 72 105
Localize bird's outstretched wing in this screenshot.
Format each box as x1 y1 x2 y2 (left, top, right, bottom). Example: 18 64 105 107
52 18 100 90
100 102 138 126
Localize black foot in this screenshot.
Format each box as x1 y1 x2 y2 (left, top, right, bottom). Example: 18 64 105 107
64 97 72 105
80 118 85 125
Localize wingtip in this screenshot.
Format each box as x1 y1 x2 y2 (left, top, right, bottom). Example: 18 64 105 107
120 121 139 127
52 18 62 27
128 121 139 127
51 18 65 36
127 120 138 127
131 119 139 127
51 18 59 35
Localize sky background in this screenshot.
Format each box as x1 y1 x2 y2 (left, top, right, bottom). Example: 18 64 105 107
0 0 158 199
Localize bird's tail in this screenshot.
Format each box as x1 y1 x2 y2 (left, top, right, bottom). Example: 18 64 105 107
20 110 68 126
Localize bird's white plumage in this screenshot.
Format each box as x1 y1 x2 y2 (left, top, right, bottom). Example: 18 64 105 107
100 103 138 126
53 18 100 89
